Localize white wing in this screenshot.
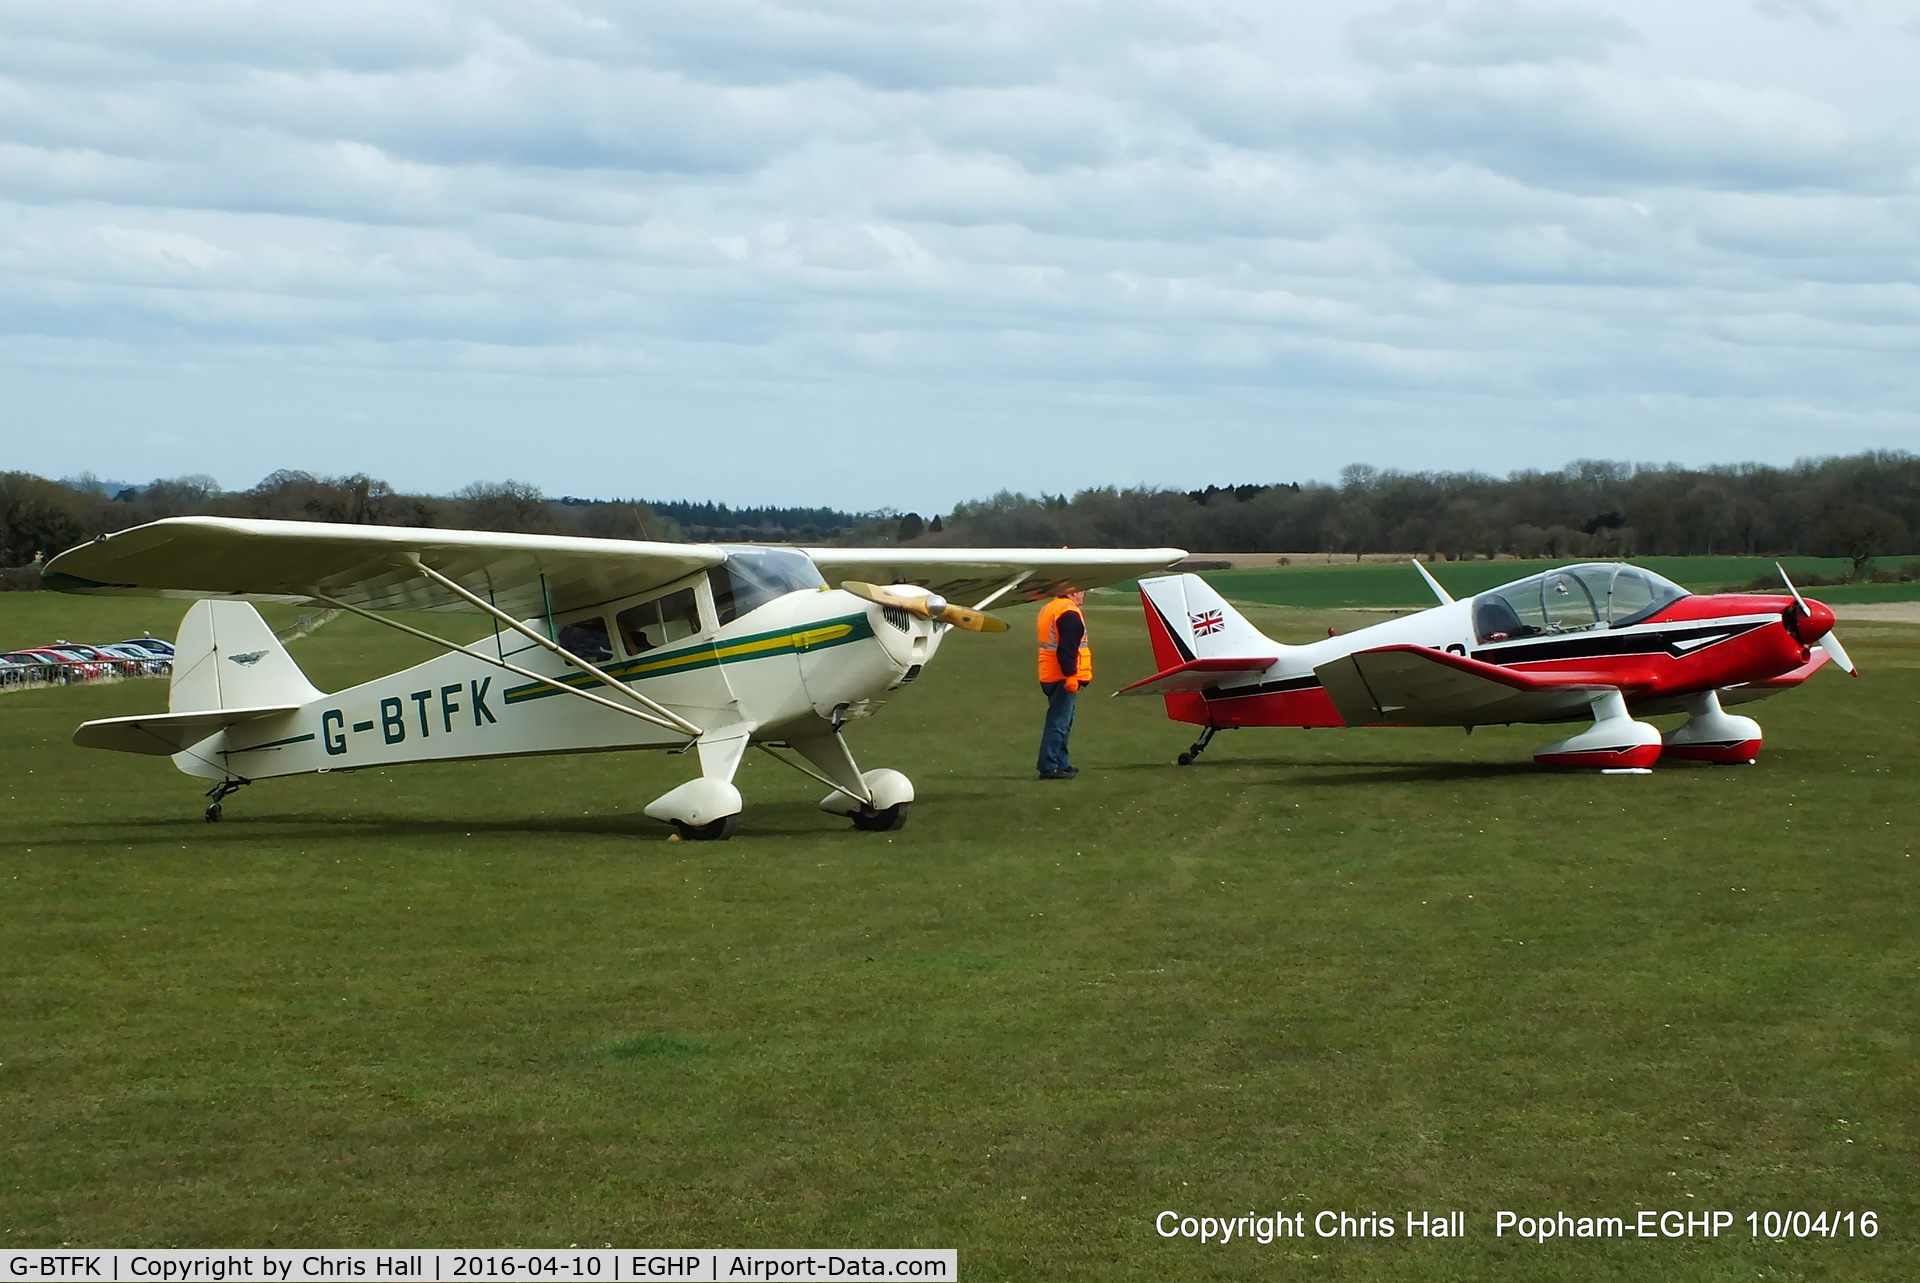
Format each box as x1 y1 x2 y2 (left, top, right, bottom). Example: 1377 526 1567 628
44 517 723 618
803 547 1187 609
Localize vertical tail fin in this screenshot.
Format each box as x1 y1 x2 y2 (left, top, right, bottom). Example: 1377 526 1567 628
1137 574 1279 663
170 600 324 713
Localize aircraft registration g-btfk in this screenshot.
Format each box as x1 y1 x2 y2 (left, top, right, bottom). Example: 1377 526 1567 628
1121 561 1855 771
43 518 1183 837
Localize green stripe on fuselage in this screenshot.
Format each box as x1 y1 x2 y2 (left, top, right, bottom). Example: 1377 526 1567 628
501 613 875 705
229 732 316 753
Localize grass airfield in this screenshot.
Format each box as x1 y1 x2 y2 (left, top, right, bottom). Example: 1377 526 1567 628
2 581 1916 1279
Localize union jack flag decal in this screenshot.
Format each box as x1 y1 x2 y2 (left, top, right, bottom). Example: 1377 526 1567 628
1189 609 1225 637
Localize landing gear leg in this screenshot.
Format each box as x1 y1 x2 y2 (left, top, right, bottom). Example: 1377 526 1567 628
644 725 750 840
203 777 250 823
1531 691 1662 770
783 724 915 833
1177 726 1218 766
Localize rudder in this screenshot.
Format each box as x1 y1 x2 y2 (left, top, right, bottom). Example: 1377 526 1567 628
1137 574 1274 662
170 600 324 713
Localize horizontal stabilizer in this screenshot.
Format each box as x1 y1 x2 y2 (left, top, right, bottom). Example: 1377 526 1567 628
74 705 302 756
1114 656 1275 697
1314 645 1642 726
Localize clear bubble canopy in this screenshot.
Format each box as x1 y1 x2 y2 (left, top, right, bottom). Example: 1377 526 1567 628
1472 564 1689 642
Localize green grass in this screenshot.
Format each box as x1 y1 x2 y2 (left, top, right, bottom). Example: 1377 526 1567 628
1202 556 1920 609
2 595 1915 1279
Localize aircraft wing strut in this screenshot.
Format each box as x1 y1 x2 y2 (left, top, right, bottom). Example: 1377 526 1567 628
312 590 701 740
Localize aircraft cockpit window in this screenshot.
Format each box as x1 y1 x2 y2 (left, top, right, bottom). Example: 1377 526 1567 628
1542 569 1601 632
710 547 826 626
1473 563 1690 642
1473 576 1549 643
557 615 614 663
617 587 702 655
1602 565 1687 627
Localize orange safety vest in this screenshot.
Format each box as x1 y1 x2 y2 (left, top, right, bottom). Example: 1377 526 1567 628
1036 597 1093 685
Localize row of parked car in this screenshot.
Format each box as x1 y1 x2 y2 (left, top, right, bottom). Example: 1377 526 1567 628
0 635 176 688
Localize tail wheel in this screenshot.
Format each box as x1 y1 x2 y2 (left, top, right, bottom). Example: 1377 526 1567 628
1178 727 1218 766
851 802 910 832
674 814 741 842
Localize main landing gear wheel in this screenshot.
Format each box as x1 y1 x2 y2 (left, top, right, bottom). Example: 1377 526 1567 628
205 803 223 823
673 814 741 842
850 802 910 832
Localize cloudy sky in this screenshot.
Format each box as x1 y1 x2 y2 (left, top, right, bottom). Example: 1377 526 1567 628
3 0 1917 510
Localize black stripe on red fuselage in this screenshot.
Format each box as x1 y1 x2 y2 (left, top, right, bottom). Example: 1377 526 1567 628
1471 612 1808 697
1163 672 1344 728
1469 619 1769 666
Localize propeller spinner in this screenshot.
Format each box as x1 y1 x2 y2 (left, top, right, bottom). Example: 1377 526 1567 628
1775 563 1856 675
841 581 1011 633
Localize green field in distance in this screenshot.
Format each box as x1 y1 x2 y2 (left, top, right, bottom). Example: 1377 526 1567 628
1173 555 1920 611
2 591 1913 1278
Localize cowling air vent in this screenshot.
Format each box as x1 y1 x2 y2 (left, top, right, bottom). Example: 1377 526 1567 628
899 664 923 685
882 606 913 633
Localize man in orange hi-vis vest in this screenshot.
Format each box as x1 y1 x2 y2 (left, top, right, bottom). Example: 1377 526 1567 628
1036 588 1092 779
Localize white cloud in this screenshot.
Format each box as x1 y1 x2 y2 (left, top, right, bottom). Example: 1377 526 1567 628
93 224 233 273
1351 0 1643 69
0 0 1914 505
1752 0 1843 29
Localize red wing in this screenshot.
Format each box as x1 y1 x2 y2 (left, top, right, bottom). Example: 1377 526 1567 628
1313 644 1647 726
1114 656 1276 697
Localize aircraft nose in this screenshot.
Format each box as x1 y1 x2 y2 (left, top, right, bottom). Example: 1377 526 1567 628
1789 599 1835 641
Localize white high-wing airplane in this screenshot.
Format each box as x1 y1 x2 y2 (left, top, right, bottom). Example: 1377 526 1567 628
44 519 1183 837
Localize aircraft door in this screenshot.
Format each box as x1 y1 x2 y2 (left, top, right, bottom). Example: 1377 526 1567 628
613 585 733 714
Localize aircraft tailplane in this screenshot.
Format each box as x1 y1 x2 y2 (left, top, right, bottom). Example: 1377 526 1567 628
169 600 325 713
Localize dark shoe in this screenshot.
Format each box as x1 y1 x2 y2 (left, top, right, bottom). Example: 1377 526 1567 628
1037 768 1079 780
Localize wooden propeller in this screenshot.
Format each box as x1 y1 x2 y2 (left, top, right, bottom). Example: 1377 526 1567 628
840 581 1011 633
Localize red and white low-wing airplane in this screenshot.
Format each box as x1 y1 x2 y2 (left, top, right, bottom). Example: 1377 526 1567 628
1119 561 1855 770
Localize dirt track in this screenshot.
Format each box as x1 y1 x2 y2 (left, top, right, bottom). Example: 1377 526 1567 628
1832 602 1920 623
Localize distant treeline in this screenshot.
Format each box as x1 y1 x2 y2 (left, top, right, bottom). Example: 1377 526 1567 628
0 470 877 588
4 453 1917 588
638 500 862 544
930 454 1920 569
0 472 678 586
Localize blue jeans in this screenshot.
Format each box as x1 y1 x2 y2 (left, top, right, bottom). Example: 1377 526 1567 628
1037 681 1077 775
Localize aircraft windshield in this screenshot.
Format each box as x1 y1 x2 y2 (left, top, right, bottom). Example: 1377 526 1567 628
710 547 826 626
1472 563 1687 642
